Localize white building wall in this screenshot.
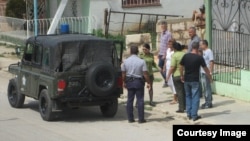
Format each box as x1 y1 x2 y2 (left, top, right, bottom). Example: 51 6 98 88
90 0 204 30
49 0 84 17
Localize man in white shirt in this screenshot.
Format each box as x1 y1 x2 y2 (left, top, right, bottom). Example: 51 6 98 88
199 40 214 109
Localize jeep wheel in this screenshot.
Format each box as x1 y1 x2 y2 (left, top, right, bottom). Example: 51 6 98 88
100 98 118 117
86 63 117 97
7 79 25 108
39 89 54 121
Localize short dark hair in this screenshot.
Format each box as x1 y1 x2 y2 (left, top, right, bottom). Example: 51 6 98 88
192 42 200 50
201 39 208 46
130 46 139 55
173 42 182 51
143 43 150 50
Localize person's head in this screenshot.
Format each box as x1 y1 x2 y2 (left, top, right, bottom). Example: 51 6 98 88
142 43 151 54
173 42 182 51
199 4 205 13
168 38 176 50
188 27 197 38
191 41 200 53
160 20 167 31
199 39 208 50
130 46 139 55
181 44 187 50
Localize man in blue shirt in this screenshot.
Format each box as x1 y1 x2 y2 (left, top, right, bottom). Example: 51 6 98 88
121 46 151 123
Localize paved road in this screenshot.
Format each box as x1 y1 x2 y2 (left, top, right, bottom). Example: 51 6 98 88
0 53 189 141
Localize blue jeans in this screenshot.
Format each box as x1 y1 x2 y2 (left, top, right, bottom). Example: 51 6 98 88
158 55 166 83
200 73 213 106
184 81 201 119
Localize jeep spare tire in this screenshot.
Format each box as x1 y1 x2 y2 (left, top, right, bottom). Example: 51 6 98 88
86 63 117 96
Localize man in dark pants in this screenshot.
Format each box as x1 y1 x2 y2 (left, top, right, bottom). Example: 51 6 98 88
158 20 172 87
121 46 151 124
180 42 212 121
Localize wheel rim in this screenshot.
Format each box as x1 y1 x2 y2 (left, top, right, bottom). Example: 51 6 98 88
9 85 17 105
40 96 48 115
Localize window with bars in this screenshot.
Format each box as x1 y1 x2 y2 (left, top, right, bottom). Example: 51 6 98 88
122 0 161 8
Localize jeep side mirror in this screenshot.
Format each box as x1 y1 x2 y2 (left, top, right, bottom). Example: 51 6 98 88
15 46 21 56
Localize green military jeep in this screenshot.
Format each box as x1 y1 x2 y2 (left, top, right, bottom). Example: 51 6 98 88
7 34 124 121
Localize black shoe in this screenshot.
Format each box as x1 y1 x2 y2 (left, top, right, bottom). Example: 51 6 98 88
138 119 147 124
187 116 192 120
176 110 184 113
201 103 212 109
128 119 135 123
149 102 156 107
193 116 202 121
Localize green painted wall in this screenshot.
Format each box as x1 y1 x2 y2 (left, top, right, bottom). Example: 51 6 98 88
206 0 250 102
81 0 90 33
81 0 90 16
212 70 250 102
204 0 212 46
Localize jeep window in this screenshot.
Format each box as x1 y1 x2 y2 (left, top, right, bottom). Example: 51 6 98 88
23 44 34 62
33 44 42 65
42 47 49 66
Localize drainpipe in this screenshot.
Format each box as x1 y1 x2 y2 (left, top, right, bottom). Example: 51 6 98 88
34 0 38 36
205 0 212 48
47 0 68 34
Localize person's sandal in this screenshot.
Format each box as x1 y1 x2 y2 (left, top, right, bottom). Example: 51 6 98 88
170 100 177 105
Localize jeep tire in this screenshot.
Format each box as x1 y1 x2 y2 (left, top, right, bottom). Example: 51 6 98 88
7 79 25 108
100 98 118 117
86 63 117 97
39 89 54 121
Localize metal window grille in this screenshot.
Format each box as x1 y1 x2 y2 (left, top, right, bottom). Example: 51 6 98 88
122 0 161 7
211 0 250 85
71 0 77 17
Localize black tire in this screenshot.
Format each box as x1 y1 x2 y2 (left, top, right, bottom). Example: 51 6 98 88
39 89 54 121
86 63 117 97
7 79 25 108
100 98 118 117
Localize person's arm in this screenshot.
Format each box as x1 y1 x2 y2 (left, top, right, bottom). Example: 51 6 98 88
122 71 127 88
209 50 214 74
180 64 184 83
203 67 213 83
143 71 151 90
142 60 151 89
166 66 176 81
209 60 214 74
151 53 158 70
192 10 197 21
166 54 176 81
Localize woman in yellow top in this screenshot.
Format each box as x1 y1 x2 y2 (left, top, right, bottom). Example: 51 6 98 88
140 43 157 106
